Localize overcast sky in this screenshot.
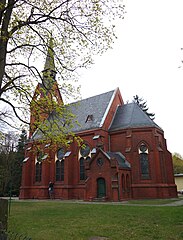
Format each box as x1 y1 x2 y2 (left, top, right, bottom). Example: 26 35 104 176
78 0 183 156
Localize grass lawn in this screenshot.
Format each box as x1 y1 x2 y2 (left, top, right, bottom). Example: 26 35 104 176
8 200 183 240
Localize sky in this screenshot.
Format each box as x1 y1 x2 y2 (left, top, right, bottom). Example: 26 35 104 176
78 0 183 156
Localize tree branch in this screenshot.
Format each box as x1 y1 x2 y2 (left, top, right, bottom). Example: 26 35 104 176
0 97 29 124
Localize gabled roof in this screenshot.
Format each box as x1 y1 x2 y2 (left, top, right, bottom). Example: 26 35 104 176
32 88 118 139
109 103 162 132
106 151 131 169
91 148 131 169
66 88 118 133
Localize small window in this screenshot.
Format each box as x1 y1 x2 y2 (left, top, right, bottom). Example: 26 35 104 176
97 158 104 167
85 114 93 123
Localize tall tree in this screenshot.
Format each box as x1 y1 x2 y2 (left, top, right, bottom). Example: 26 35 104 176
172 152 183 174
12 129 27 195
0 131 18 196
0 130 26 196
133 95 155 120
0 0 125 145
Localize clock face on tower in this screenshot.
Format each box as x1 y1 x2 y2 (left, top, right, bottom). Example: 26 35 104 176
97 158 104 166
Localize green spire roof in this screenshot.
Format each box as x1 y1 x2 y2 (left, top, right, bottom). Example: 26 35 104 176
44 37 56 72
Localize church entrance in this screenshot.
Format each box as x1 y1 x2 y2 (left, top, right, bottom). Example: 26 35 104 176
97 178 106 198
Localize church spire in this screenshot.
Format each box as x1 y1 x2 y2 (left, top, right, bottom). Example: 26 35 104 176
42 36 56 90
44 37 56 73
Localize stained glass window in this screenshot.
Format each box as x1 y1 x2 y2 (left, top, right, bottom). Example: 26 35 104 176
139 143 150 179
80 144 90 157
35 162 42 182
80 157 85 180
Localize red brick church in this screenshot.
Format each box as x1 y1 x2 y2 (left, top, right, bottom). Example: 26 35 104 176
19 43 177 201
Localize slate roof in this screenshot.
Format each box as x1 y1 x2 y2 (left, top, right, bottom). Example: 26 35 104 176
67 89 116 132
32 89 162 140
32 89 117 139
109 103 162 132
106 152 131 169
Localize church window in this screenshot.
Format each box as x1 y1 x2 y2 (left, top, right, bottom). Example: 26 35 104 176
56 160 61 181
97 158 104 167
126 174 130 192
56 160 64 181
56 148 65 181
35 162 42 182
139 143 150 179
79 143 91 181
61 160 64 181
122 174 125 192
80 143 90 158
57 148 65 160
79 157 85 180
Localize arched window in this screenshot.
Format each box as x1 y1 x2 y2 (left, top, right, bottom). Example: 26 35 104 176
79 157 85 180
122 174 125 192
55 148 65 182
139 143 150 179
126 174 130 192
80 143 90 158
56 160 61 181
55 160 64 182
57 148 65 160
35 162 42 182
61 160 64 181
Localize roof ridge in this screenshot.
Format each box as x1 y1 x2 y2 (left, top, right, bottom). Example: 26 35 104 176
70 89 116 105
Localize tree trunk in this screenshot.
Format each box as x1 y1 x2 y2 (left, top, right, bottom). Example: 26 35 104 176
0 0 14 94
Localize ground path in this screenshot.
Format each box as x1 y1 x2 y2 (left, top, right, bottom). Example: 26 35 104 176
2 196 183 207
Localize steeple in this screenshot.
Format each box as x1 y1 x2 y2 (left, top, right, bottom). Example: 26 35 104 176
42 36 57 90
44 37 56 72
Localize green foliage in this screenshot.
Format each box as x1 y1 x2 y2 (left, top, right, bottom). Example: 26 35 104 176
133 95 155 120
0 130 26 196
8 201 183 240
30 85 83 148
172 152 183 174
0 0 125 140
